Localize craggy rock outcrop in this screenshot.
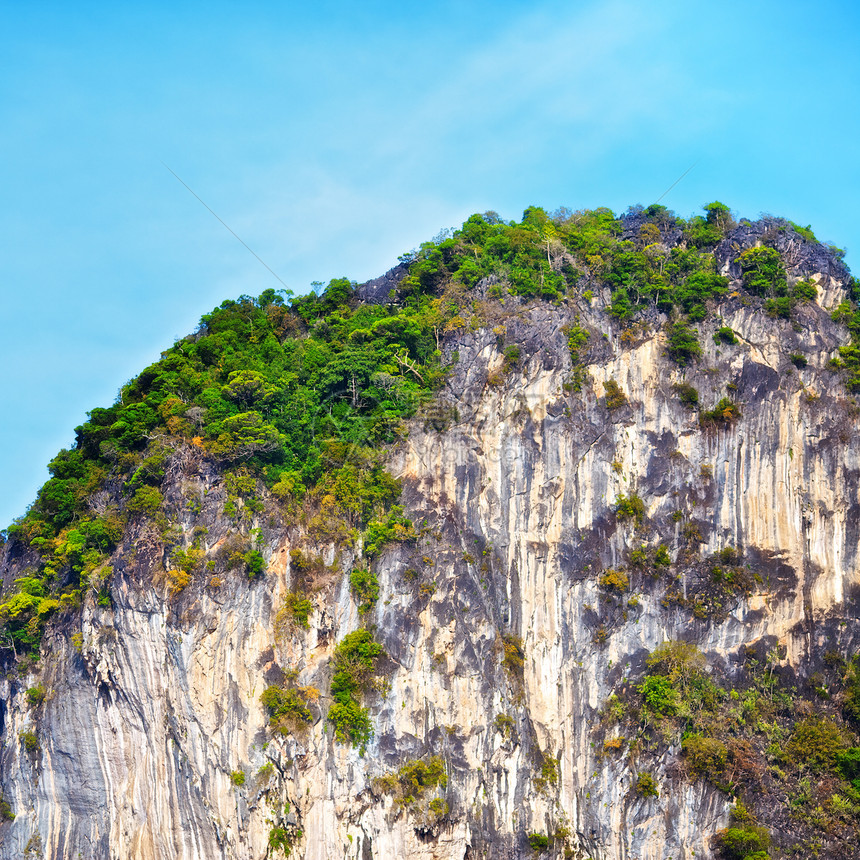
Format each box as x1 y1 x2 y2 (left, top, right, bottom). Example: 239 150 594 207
357 262 409 304
2 223 859 859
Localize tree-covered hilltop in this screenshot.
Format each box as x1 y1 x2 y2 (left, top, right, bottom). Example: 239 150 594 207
5 201 860 858
1 202 857 657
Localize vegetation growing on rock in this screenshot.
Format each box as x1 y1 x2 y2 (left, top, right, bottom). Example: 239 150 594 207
328 629 385 747
602 639 860 856
2 199 860 858
0 796 14 822
373 755 447 808
260 676 317 735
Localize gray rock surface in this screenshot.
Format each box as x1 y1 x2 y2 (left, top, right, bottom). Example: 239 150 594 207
356 263 409 304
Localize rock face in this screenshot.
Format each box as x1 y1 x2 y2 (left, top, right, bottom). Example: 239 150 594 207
2 222 860 860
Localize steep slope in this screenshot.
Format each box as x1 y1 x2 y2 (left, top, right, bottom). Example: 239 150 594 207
2 204 860 860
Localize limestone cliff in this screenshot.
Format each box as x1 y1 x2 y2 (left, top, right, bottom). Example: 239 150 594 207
2 208 860 859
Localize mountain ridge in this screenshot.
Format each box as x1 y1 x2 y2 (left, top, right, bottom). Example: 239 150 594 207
2 202 860 859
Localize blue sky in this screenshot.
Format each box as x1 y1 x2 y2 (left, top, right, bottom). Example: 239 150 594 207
2 0 859 528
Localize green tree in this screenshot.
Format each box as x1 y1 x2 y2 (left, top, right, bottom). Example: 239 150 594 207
737 247 786 297
666 320 702 366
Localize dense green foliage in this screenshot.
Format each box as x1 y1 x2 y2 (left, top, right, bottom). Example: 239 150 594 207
260 683 315 734
328 629 385 747
635 772 659 798
2 265 456 650
784 717 847 772
714 326 738 345
637 641 719 725
666 319 703 366
527 833 550 852
733 253 818 321
0 576 62 653
714 805 770 860
738 247 786 297
788 221 818 244
714 826 770 860
349 568 380 614
686 202 736 248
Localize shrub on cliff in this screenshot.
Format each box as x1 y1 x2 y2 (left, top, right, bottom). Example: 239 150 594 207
634 772 659 797
363 506 414 558
598 568 629 592
564 322 589 360
714 326 737 345
260 684 314 735
350 568 379 614
0 796 14 822
700 398 741 425
19 730 39 753
25 685 46 707
673 382 699 408
785 717 848 772
328 630 385 747
244 550 266 578
501 635 525 683
737 246 786 297
682 733 728 782
374 755 447 807
527 833 550 852
604 379 628 410
615 493 645 524
712 824 770 860
277 592 314 630
666 319 702 366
